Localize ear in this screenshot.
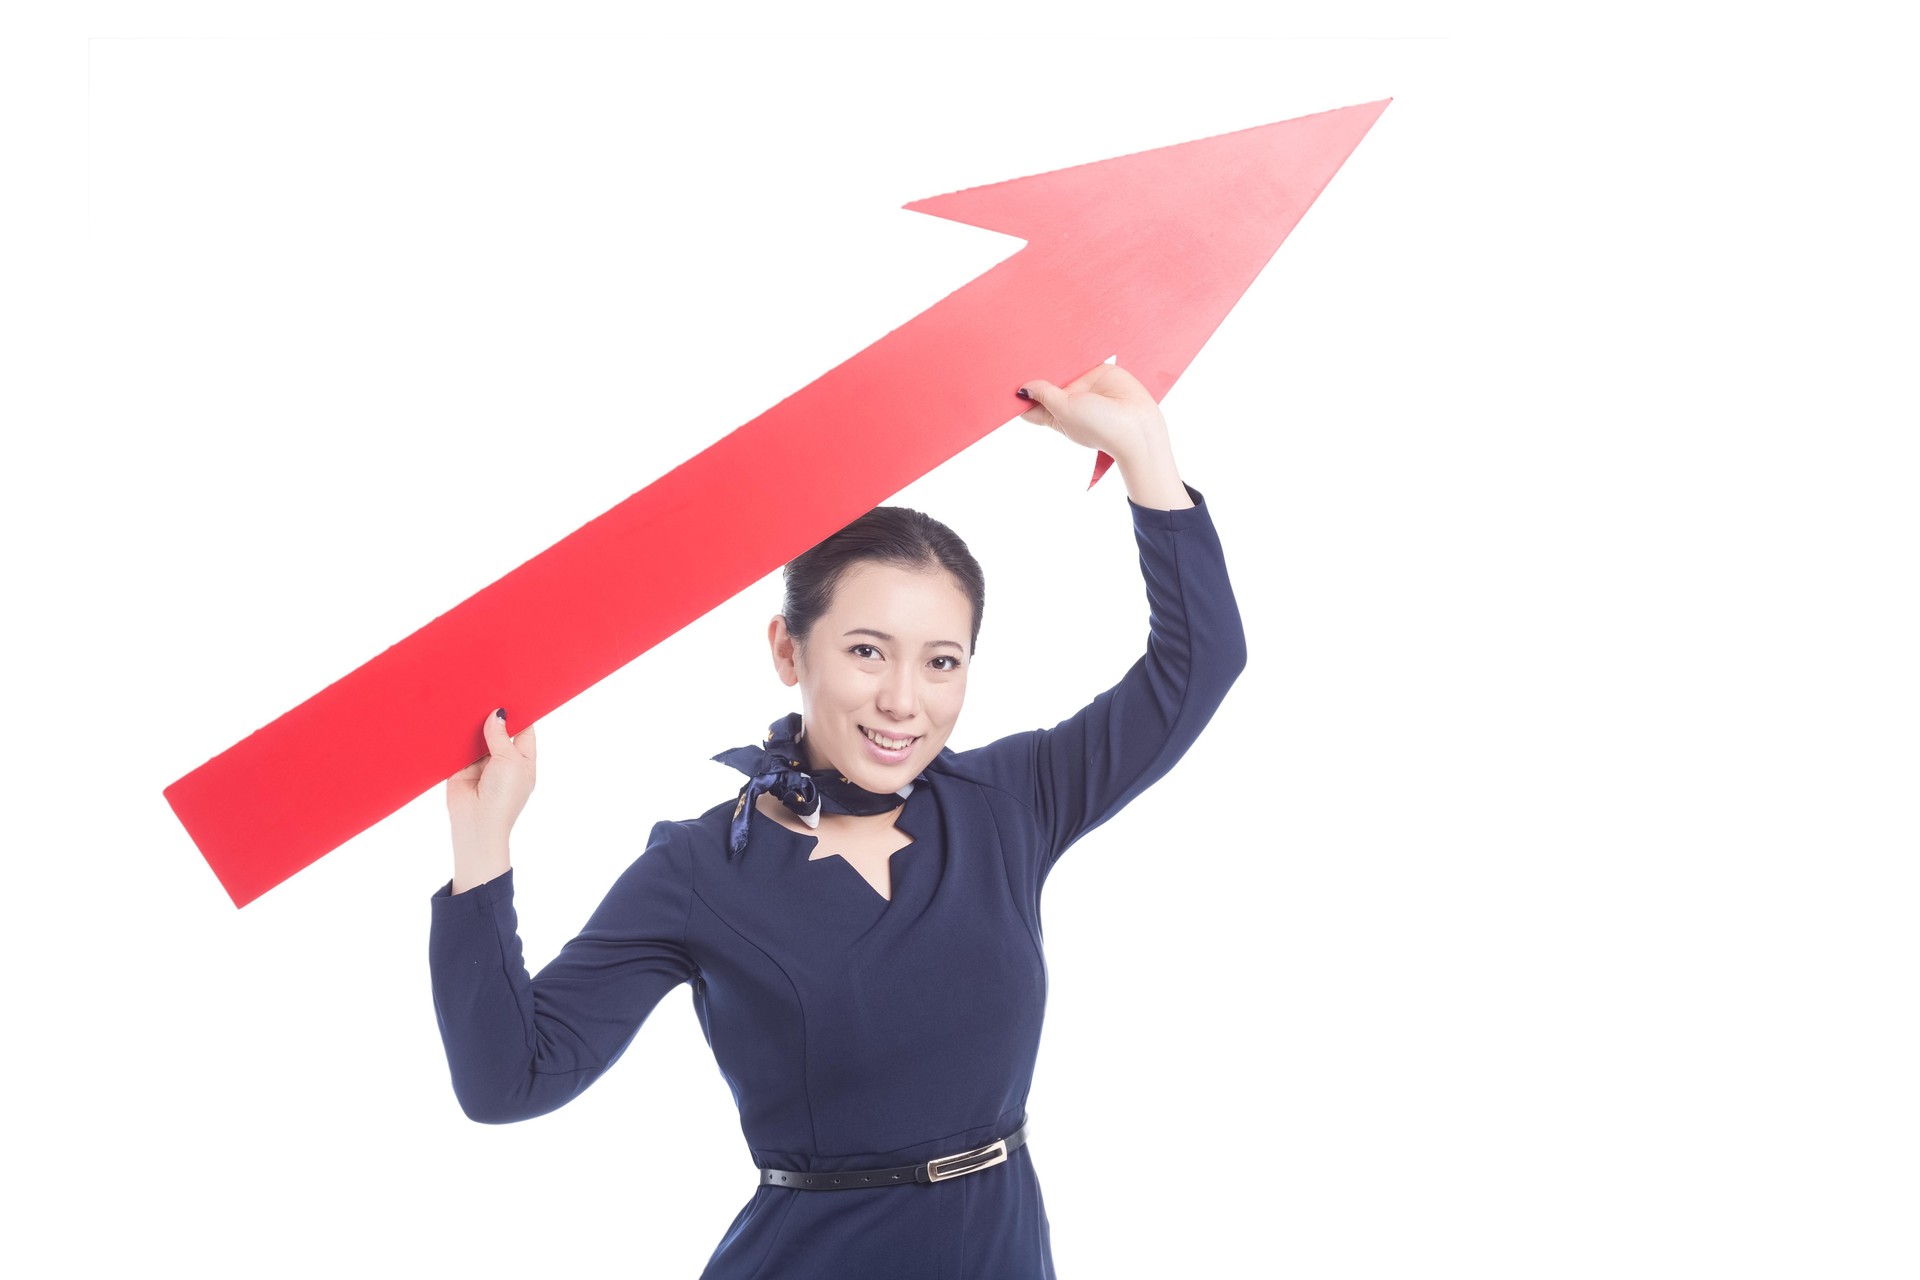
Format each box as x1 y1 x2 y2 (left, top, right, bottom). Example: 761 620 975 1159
768 616 802 688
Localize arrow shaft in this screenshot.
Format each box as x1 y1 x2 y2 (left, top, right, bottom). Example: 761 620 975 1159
167 254 1060 905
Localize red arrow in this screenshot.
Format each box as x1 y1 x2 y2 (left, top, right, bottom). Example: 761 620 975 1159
165 100 1390 906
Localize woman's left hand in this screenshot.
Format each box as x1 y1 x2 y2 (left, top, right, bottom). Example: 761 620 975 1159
1016 362 1168 466
1017 360 1193 510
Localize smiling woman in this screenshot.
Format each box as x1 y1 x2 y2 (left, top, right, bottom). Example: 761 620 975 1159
772 546 978 792
429 361 1247 1279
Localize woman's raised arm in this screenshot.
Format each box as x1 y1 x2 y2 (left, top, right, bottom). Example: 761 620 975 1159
428 821 698 1124
432 710 696 1123
948 363 1247 884
445 707 533 893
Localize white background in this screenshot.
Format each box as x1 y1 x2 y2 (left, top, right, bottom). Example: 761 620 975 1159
7 5 1915 1278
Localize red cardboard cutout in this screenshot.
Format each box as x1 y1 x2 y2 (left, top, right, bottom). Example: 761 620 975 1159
165 101 1391 906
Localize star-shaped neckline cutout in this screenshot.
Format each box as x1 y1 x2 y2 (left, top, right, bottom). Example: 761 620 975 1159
753 790 919 904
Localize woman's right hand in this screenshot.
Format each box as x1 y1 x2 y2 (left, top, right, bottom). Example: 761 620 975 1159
445 708 537 888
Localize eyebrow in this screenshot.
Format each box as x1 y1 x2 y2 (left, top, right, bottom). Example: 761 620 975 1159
843 628 965 652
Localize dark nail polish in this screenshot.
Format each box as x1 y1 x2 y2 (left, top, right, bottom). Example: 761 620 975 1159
495 707 506 721
1016 387 1031 400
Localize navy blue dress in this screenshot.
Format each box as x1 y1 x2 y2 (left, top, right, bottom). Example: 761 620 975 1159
429 486 1245 1278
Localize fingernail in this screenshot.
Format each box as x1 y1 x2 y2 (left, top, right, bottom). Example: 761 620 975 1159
495 707 506 721
1016 387 1031 400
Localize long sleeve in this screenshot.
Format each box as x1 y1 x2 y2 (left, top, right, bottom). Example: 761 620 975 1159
427 819 698 1124
953 483 1247 885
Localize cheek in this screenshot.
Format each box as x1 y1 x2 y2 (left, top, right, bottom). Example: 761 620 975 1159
832 672 880 712
933 676 969 721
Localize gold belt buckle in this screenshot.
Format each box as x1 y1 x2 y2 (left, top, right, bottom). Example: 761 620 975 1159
926 1137 1009 1182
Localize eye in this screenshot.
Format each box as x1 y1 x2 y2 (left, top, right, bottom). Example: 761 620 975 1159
930 655 961 672
849 643 882 660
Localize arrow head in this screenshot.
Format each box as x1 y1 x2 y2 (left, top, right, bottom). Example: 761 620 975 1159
906 100 1392 486
904 100 1390 247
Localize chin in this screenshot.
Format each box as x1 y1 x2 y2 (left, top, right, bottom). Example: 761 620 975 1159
849 769 911 794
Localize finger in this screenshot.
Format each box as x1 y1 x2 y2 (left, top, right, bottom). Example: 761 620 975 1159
1063 362 1111 395
1017 379 1068 426
1101 360 1144 390
1014 386 1053 427
1091 361 1151 403
483 706 512 755
514 722 537 762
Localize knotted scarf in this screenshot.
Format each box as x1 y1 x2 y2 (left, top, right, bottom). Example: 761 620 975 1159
712 712 922 858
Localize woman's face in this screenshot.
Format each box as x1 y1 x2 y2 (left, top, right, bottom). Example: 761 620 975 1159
769 559 974 793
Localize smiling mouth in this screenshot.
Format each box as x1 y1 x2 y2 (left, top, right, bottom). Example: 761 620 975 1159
860 725 918 751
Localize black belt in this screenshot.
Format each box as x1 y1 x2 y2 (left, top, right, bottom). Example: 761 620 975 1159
758 1120 1029 1190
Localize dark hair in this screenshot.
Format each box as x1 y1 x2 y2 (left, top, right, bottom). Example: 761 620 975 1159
782 507 986 653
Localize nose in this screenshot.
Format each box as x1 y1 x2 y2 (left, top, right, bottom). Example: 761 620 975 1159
876 662 918 721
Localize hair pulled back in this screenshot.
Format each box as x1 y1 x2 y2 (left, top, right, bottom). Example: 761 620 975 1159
781 507 986 653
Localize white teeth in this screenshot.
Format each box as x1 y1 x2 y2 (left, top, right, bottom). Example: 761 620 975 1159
862 726 914 750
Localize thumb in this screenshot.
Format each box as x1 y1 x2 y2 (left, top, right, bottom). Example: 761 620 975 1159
1016 379 1068 427
483 707 513 755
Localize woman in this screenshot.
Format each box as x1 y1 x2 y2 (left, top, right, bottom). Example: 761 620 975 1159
430 361 1247 1278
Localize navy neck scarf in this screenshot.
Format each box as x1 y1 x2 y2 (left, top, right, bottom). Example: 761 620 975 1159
712 713 922 858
